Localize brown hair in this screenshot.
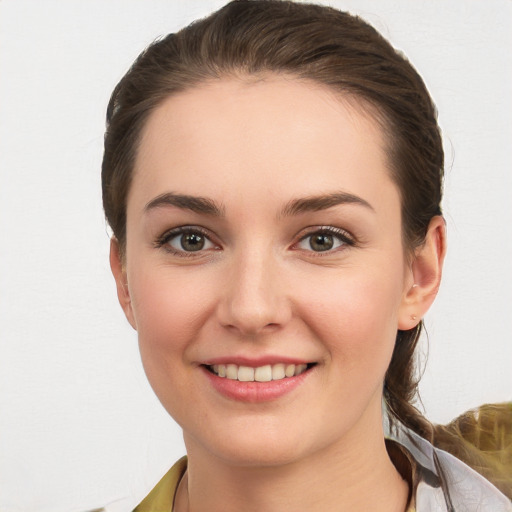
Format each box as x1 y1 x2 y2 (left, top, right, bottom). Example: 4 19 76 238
102 0 506 489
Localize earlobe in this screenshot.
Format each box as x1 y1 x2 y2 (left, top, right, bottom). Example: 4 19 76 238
109 238 137 330
398 216 447 330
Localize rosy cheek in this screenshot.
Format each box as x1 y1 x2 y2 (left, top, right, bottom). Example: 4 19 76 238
130 270 212 351
297 271 400 347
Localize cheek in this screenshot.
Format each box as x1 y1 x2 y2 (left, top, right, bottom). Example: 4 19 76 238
296 265 404 370
129 267 215 367
127 268 218 421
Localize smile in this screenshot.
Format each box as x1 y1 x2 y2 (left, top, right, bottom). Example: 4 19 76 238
207 363 311 382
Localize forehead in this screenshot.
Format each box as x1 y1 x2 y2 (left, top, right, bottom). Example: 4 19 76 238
132 76 397 213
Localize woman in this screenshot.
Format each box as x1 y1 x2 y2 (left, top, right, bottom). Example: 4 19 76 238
102 1 511 510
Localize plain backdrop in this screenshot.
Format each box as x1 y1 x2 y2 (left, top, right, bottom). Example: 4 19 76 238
0 1 511 511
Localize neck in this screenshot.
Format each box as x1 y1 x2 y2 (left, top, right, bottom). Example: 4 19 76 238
175 414 409 512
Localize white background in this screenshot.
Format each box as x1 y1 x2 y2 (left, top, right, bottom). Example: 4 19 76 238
0 1 510 511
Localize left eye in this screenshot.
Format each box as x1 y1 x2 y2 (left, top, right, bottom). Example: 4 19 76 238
297 230 350 252
166 231 216 253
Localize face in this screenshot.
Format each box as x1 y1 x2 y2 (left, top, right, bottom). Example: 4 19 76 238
115 76 420 467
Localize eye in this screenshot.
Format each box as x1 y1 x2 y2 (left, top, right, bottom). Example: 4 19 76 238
296 227 353 253
170 232 214 252
156 227 218 255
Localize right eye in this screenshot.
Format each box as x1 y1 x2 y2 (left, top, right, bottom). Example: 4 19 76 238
156 227 218 255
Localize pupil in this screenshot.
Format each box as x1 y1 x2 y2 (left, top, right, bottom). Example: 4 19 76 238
310 234 333 251
181 233 205 251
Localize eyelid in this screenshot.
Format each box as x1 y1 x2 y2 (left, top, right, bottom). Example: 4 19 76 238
292 225 355 253
154 224 354 256
154 225 221 256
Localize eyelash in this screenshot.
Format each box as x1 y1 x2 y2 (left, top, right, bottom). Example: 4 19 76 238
154 225 355 257
154 226 219 257
294 226 355 255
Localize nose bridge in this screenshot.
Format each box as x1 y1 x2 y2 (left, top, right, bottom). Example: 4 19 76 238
218 240 289 335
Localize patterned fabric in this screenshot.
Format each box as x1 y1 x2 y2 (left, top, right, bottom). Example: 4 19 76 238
432 402 512 498
386 421 512 511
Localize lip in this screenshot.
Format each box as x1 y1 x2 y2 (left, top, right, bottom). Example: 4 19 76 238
202 356 311 367
201 363 314 403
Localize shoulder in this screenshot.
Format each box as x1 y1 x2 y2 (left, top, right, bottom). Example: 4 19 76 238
387 423 512 511
133 456 187 512
434 448 511 511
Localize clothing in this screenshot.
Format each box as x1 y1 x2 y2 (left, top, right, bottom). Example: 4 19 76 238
134 456 186 512
386 421 511 511
133 426 511 512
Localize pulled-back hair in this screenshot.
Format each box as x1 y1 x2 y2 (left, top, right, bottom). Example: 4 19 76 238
103 0 442 467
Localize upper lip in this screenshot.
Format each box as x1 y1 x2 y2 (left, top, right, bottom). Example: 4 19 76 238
201 356 313 367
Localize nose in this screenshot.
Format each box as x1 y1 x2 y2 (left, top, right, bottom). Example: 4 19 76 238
216 248 292 337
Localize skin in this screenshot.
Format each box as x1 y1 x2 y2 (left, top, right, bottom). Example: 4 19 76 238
111 76 445 511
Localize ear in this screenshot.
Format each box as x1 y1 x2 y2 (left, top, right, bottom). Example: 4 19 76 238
398 216 446 330
109 238 137 330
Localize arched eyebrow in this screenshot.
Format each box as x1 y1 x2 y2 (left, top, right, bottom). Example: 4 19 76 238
280 192 374 217
144 192 225 216
144 191 372 218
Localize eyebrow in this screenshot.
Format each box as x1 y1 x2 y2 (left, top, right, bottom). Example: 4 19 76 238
144 192 225 216
144 191 373 218
280 191 374 217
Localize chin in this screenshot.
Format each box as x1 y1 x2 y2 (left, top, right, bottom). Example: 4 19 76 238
184 413 343 469
211 439 306 468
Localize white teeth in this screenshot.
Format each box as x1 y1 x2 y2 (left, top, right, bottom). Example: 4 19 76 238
294 364 307 376
226 364 238 379
254 365 272 382
272 363 285 380
285 364 296 378
209 362 311 381
238 366 255 382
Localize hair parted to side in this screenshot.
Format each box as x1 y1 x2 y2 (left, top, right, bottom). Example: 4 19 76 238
102 0 441 451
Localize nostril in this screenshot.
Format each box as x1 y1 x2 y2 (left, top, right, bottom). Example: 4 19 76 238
215 271 292 335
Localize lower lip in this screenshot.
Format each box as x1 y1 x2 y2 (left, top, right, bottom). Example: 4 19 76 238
202 366 312 403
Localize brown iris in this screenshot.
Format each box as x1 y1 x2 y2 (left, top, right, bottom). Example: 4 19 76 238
309 234 334 251
180 233 205 251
